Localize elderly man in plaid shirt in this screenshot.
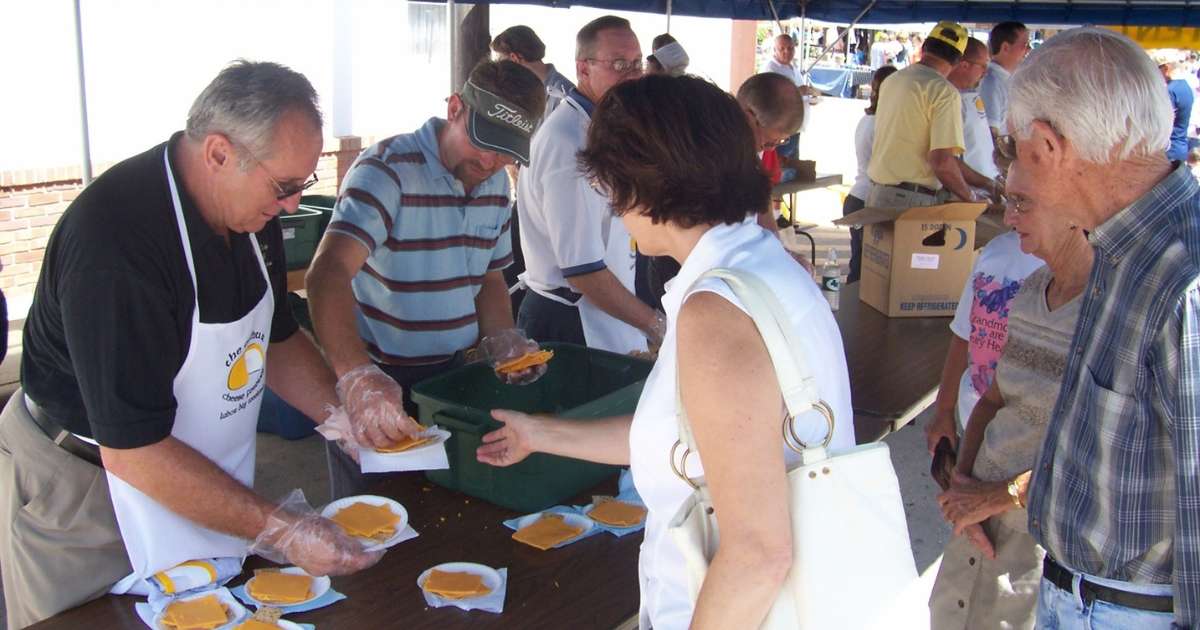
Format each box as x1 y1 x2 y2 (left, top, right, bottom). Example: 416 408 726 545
963 28 1200 629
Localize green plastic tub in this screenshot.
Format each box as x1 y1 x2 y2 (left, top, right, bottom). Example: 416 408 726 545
298 194 336 238
279 206 323 270
411 343 652 513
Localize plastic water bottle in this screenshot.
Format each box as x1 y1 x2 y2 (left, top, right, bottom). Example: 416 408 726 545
821 248 841 311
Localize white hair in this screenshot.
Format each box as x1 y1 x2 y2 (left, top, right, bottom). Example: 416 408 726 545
1008 27 1171 163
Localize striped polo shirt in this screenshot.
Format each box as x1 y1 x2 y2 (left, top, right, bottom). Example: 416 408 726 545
328 117 513 366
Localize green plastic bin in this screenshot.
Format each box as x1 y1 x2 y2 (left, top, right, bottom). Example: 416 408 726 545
411 343 652 513
280 207 323 270
299 194 336 239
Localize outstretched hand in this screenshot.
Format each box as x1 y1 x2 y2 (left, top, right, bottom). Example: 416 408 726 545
476 409 542 467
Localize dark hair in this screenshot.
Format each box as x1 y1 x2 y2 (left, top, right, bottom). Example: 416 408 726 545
579 75 770 228
576 15 633 60
865 65 898 115
652 33 678 50
467 60 546 118
646 56 665 73
491 25 546 62
989 21 1027 56
964 37 988 59
736 72 804 134
922 37 962 64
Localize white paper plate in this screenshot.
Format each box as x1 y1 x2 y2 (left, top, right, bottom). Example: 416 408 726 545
513 511 594 548
241 566 331 608
368 428 449 456
275 622 304 630
417 562 503 601
153 587 248 630
321 495 409 551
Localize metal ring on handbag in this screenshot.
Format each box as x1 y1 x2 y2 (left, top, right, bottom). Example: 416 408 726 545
782 400 836 454
670 440 701 490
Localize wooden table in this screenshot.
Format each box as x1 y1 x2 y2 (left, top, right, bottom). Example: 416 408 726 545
31 474 641 630
834 282 952 444
770 173 844 198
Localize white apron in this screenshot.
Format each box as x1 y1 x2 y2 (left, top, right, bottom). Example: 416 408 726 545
577 215 647 354
109 146 273 594
556 94 647 355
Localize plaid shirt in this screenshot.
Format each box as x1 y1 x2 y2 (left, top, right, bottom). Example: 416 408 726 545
1027 164 1200 628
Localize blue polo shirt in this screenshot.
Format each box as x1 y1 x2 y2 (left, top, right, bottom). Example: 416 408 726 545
1168 79 1194 161
328 118 512 366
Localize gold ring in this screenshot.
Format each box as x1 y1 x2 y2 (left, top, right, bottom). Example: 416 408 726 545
783 400 836 454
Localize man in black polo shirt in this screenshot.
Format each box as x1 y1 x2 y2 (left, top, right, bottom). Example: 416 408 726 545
0 61 387 628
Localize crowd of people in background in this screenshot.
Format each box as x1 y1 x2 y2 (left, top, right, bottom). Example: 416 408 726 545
3 8 1199 630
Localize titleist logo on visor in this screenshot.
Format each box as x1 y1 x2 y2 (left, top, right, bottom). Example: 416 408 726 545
486 103 535 133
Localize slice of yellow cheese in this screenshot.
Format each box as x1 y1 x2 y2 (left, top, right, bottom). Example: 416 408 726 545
247 570 313 604
235 620 281 630
160 595 228 629
512 513 584 550
589 500 647 527
376 432 434 453
331 502 401 538
423 569 491 599
496 349 554 374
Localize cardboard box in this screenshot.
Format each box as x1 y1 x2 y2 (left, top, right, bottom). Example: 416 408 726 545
835 202 986 317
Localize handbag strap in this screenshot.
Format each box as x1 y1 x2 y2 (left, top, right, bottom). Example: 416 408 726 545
671 268 835 488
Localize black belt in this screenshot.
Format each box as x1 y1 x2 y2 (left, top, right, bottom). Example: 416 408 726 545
546 286 583 304
1042 555 1174 613
24 396 102 468
890 181 939 197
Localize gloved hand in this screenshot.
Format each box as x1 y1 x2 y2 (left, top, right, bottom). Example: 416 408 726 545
642 310 667 348
313 405 362 462
336 363 421 449
480 328 549 386
250 489 383 577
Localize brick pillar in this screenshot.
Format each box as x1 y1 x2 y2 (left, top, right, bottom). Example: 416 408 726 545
334 136 362 191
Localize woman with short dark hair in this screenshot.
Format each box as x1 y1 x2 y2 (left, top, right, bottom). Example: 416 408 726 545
475 75 854 629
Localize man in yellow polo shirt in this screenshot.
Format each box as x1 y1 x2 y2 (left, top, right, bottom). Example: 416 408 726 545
868 21 997 209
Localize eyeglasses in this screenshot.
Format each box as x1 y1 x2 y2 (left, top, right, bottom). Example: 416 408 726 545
234 140 319 200
586 57 644 75
962 57 988 70
1003 192 1031 215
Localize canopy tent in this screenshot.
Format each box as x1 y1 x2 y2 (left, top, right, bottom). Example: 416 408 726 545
441 0 1200 28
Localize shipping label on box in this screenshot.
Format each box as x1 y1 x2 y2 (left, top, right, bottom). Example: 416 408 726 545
836 202 986 317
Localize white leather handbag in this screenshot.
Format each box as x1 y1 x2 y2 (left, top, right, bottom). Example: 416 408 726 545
666 268 920 629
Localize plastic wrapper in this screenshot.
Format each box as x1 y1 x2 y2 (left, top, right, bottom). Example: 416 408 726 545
479 329 549 386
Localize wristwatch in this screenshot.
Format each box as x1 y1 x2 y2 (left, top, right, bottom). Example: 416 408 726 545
1006 478 1024 509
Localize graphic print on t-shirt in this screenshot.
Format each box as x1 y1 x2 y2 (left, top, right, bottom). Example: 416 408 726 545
966 272 1024 396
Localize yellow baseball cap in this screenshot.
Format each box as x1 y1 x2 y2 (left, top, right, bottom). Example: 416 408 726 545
927 21 969 55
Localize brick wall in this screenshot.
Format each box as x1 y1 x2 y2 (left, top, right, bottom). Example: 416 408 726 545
0 136 362 315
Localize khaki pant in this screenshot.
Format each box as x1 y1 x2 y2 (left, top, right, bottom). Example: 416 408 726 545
928 509 1044 630
866 181 952 210
0 390 131 628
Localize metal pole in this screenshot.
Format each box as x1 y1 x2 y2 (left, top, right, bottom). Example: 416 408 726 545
448 0 460 93
72 0 93 185
803 0 878 74
666 0 672 32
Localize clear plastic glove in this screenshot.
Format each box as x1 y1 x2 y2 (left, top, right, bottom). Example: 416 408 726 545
335 363 421 449
314 405 362 462
479 328 549 386
250 489 383 577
